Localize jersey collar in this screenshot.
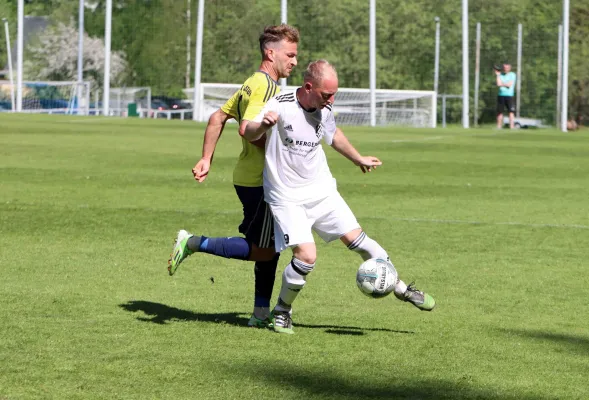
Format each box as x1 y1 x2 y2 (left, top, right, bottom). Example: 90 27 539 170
296 88 317 113
256 70 279 85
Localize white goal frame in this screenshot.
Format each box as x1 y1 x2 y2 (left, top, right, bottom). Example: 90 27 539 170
0 80 91 115
185 84 436 127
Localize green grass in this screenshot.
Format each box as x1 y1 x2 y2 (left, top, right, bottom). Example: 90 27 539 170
1 114 588 399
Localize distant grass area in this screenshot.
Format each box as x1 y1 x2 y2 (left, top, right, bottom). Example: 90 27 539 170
1 114 588 400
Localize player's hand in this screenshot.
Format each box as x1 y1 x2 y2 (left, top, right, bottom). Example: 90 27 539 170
494 70 501 76
192 158 211 183
356 156 382 173
261 111 279 128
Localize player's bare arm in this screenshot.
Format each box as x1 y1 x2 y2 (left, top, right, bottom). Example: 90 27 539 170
331 127 382 173
495 72 504 86
239 120 267 149
495 73 514 88
243 111 279 142
193 108 233 183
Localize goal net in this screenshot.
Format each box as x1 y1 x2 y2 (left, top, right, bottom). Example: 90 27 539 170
0 80 91 115
331 89 436 127
185 84 436 127
183 84 242 122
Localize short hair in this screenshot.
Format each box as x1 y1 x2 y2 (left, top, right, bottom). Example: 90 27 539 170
259 24 299 57
303 60 337 85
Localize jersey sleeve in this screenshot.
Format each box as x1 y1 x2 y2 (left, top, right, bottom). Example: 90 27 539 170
322 110 337 145
220 90 239 119
252 97 280 123
243 79 277 122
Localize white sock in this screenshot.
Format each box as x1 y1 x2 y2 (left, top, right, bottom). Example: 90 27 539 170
394 279 408 298
276 258 314 312
348 232 408 297
347 231 389 261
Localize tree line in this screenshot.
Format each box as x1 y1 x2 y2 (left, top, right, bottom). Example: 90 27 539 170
0 0 587 125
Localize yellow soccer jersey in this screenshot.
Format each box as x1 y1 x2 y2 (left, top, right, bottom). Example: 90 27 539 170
221 71 279 187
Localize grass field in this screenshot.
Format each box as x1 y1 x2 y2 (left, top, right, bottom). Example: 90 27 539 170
1 114 588 400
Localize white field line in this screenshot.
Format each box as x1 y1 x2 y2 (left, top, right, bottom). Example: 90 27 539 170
5 202 587 230
391 136 447 143
71 204 589 230
387 217 589 230
390 129 512 144
155 209 588 229
64 119 120 123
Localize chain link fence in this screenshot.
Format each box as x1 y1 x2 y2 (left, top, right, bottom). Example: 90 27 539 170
0 0 585 127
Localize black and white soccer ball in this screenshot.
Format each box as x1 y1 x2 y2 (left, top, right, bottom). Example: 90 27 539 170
356 258 398 298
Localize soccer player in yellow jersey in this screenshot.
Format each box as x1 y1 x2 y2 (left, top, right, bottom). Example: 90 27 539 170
168 24 299 328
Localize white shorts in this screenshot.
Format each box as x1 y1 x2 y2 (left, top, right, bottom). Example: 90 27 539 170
270 192 360 252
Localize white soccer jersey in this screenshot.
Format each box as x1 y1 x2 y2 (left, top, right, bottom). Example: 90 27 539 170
253 90 337 205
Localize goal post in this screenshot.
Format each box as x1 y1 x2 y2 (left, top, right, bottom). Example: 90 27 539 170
0 80 91 115
332 88 437 128
184 84 436 127
183 83 241 122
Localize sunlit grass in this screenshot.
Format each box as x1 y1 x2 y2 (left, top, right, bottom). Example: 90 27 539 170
1 114 588 399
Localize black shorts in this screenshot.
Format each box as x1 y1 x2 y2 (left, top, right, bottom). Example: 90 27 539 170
497 96 515 114
234 185 274 248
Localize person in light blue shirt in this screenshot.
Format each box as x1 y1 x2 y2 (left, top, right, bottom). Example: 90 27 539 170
495 63 517 129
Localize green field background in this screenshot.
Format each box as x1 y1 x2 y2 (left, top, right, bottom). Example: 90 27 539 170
1 114 588 399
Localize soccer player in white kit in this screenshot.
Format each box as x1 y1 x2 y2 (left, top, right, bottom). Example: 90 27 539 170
244 60 435 334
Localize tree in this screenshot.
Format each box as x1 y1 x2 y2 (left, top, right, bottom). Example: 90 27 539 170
24 21 127 90
569 1 589 125
4 0 588 124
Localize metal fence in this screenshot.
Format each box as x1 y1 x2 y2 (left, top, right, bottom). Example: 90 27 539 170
0 0 580 129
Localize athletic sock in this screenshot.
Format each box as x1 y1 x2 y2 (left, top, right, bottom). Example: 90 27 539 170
275 258 314 312
394 279 408 297
186 235 251 260
347 231 389 261
348 232 409 297
253 254 280 315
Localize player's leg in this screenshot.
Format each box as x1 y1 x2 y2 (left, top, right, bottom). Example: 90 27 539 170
313 192 435 311
341 229 435 311
168 230 254 276
272 243 316 334
496 96 504 129
309 195 399 299
507 97 516 129
167 186 276 270
270 203 316 334
251 253 280 326
235 186 281 327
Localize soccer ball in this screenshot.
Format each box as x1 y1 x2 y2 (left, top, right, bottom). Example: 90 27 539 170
356 258 398 298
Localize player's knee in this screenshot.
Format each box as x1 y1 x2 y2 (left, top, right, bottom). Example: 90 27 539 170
289 257 316 277
292 247 316 265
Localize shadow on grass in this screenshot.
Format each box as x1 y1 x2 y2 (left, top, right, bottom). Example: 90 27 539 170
227 362 553 400
324 329 365 336
119 300 414 334
500 328 589 354
119 300 247 325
